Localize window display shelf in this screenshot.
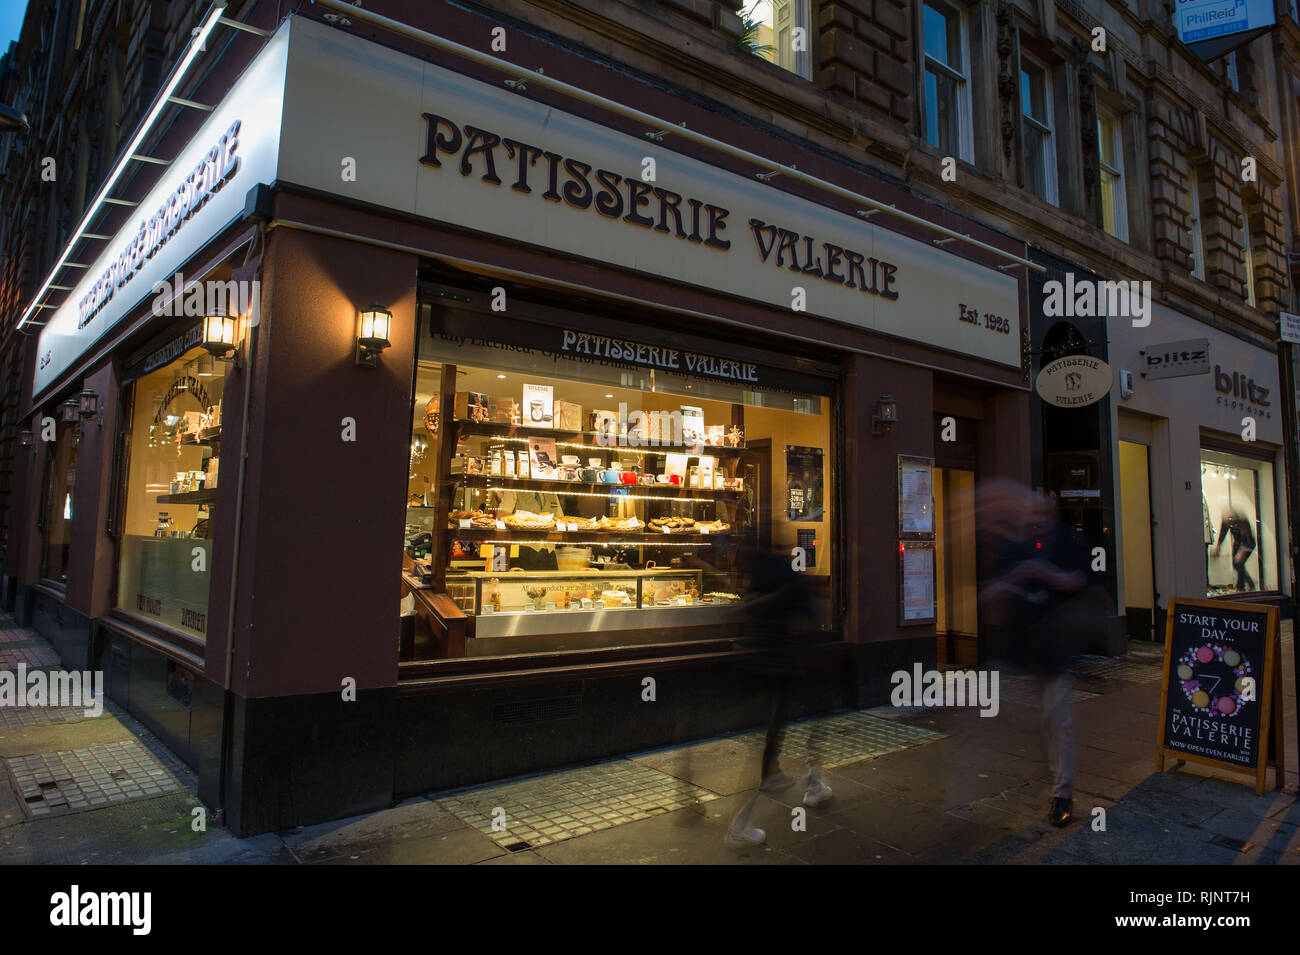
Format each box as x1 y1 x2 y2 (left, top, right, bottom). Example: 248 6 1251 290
179 427 221 447
443 527 732 544
155 489 217 505
454 474 743 499
452 420 747 454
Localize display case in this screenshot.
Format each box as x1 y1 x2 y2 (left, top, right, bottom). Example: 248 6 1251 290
446 569 744 638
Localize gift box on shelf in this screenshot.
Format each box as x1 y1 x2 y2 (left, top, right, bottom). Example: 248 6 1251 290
453 391 491 422
554 400 584 431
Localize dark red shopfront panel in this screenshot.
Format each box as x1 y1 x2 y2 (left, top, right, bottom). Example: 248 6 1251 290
221 228 416 698
843 353 934 643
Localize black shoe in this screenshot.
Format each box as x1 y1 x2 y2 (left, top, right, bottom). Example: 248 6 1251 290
1049 797 1073 828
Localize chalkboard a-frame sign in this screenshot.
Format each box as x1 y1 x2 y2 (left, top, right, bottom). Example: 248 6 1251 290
1154 598 1285 795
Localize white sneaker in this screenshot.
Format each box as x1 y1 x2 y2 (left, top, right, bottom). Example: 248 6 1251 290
725 825 766 848
803 781 833 807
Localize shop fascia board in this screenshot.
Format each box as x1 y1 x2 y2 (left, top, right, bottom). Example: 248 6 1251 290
27 9 289 401
29 5 1033 399
277 14 1025 369
307 0 1039 273
16 3 230 335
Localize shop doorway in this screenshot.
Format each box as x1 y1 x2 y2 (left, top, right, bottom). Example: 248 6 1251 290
1118 440 1156 640
934 467 978 665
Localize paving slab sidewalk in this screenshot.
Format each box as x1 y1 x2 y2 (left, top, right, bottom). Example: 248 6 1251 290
0 611 1296 865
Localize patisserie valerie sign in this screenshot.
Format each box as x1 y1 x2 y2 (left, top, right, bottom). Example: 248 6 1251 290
276 17 1022 368
33 29 289 398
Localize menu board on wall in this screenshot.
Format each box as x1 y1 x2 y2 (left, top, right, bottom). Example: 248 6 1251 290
899 541 936 625
898 456 934 538
786 446 824 521
1155 597 1283 795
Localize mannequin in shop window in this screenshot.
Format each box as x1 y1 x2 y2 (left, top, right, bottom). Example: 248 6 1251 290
1214 501 1257 592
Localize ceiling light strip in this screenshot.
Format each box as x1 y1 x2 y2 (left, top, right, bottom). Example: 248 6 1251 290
16 3 232 331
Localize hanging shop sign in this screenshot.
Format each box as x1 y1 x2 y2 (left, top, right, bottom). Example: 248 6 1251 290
32 29 289 399
275 17 1022 369
1154 597 1283 795
1035 355 1112 408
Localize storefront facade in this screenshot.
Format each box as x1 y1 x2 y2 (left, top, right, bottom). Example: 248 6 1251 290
12 13 1033 835
1108 303 1291 642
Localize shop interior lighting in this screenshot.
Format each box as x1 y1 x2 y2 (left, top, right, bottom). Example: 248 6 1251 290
16 3 231 331
481 539 718 547
478 484 719 503
467 435 739 456
310 0 1044 273
356 304 393 367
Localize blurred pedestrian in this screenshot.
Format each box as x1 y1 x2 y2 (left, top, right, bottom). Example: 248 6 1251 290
978 481 1095 828
724 539 831 848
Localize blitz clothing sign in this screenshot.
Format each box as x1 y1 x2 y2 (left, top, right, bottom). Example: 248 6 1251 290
275 17 1021 368
1140 338 1209 380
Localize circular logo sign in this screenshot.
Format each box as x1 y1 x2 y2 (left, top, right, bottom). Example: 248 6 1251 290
1036 355 1113 408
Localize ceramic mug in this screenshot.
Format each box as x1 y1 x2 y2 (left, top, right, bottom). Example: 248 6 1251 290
599 469 620 483
668 474 682 486
579 468 600 482
588 458 602 468
619 472 638 485
655 474 671 484
561 455 581 466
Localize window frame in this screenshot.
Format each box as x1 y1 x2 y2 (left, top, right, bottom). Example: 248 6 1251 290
1187 166 1206 281
1019 55 1057 205
1242 196 1257 307
1097 108 1129 242
921 0 974 162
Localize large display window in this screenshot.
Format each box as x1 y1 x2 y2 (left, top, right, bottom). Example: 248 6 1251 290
402 306 837 660
1201 446 1276 596
115 345 229 641
39 419 79 585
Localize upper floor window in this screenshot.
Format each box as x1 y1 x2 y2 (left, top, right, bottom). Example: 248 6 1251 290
1097 109 1128 241
923 1 972 160
1225 52 1240 93
1242 197 1257 307
1020 59 1057 204
1186 167 1206 280
743 1 812 80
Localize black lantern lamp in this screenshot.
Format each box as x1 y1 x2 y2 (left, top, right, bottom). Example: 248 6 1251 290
356 304 392 368
60 398 80 425
202 310 240 363
872 395 899 435
78 389 102 425
19 429 33 450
